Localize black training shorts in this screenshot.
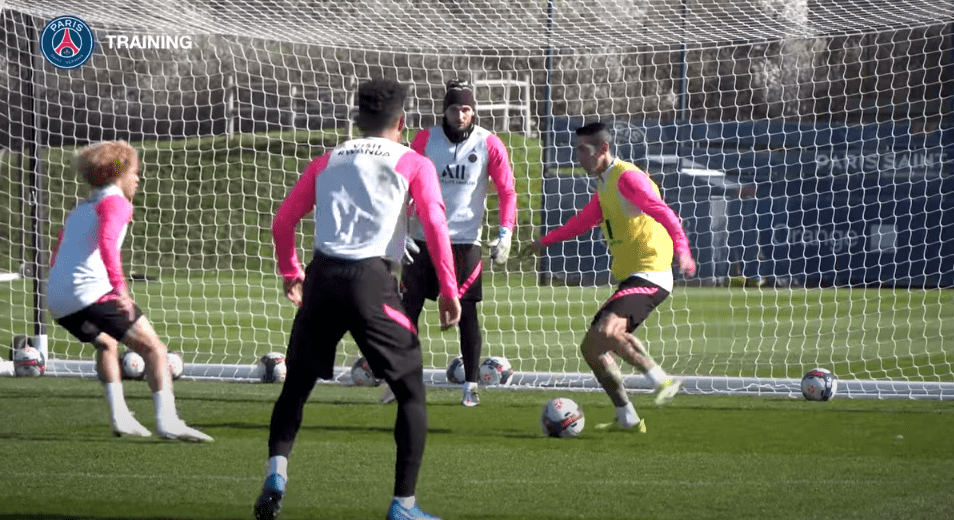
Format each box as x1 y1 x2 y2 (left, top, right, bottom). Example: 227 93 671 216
56 299 144 344
402 240 482 302
287 252 422 383
591 276 671 333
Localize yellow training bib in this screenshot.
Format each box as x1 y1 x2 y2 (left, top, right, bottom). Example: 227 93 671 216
596 160 674 280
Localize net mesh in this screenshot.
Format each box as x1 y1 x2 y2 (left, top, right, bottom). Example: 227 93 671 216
1 0 952 398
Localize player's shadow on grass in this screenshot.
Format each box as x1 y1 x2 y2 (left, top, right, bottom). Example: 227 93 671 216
215 421 453 435
214 421 541 439
0 432 129 443
0 431 214 444
0 389 103 401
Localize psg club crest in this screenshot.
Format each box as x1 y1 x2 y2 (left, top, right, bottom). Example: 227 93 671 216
40 16 96 69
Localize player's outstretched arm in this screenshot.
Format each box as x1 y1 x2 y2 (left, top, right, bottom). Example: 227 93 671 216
519 239 547 258
518 195 603 261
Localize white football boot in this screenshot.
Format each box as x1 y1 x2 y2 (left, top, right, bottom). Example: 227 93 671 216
110 414 152 437
461 383 480 407
156 418 213 442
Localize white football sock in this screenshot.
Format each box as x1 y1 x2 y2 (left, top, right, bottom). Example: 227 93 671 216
153 388 178 423
104 382 131 418
464 382 478 392
268 456 289 481
395 496 416 508
645 366 668 387
616 402 641 428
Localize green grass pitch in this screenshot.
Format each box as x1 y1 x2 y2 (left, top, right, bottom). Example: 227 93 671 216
3 271 952 381
0 377 952 519
1 266 952 518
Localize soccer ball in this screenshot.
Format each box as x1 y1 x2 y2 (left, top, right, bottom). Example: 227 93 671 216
120 350 146 380
478 356 513 386
13 346 45 377
801 368 837 401
445 355 465 384
541 397 585 438
254 352 287 383
350 357 381 386
167 351 184 380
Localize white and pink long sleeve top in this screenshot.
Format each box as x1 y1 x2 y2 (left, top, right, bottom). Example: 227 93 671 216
48 184 131 319
272 137 459 299
408 125 517 244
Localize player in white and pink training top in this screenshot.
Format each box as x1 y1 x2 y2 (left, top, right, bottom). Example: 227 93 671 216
385 78 517 407
525 122 697 431
47 140 211 442
256 78 461 520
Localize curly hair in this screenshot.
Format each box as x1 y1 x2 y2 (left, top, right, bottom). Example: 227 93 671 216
75 141 137 187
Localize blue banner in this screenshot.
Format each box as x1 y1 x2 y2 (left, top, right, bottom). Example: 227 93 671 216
542 118 953 287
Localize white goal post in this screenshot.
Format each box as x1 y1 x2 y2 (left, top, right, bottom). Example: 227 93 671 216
1 0 952 399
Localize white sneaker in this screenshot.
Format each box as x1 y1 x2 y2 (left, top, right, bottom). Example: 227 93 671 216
461 387 480 407
654 377 683 406
157 419 213 442
111 415 152 437
380 385 397 404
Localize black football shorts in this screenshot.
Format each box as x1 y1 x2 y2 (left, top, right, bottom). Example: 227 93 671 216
56 298 144 344
592 276 670 333
402 240 482 302
287 252 422 383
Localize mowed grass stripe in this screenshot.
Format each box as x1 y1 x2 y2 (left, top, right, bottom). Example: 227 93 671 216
1 379 952 519
2 274 951 380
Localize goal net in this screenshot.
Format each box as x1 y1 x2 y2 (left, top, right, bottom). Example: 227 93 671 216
2 0 952 398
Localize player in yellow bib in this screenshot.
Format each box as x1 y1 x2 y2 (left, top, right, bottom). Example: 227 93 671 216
527 122 696 431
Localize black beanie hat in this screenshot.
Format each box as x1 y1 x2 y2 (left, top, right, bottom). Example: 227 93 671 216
443 79 474 111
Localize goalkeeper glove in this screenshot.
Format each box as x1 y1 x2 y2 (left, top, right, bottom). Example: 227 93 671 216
489 228 512 265
403 237 420 265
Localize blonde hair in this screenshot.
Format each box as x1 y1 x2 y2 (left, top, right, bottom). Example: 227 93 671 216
75 141 137 187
